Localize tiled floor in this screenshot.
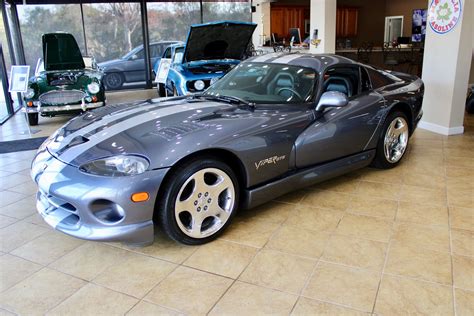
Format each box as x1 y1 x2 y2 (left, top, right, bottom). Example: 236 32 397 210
0 113 473 315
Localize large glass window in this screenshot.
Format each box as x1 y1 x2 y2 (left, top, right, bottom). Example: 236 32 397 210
202 0 251 23
147 2 200 42
83 3 145 90
17 4 85 71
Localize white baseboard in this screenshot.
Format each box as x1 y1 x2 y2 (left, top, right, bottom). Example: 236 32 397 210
418 120 464 135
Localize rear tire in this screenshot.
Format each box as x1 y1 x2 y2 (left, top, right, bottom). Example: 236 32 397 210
372 111 409 169
27 113 38 126
156 157 239 245
104 72 124 90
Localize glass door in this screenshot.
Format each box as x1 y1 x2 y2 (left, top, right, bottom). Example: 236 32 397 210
0 44 14 124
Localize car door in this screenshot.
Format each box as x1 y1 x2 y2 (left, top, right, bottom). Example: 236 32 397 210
149 44 163 79
124 48 146 83
295 65 385 168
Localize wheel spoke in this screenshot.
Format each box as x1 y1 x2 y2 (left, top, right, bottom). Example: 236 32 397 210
189 214 204 237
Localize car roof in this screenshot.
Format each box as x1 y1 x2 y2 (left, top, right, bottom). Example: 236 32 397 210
244 53 359 73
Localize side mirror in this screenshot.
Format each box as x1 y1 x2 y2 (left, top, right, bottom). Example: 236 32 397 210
315 91 349 111
130 54 139 60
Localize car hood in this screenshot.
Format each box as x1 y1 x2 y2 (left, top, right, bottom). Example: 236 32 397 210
183 21 256 63
45 98 309 170
43 33 85 71
97 59 124 69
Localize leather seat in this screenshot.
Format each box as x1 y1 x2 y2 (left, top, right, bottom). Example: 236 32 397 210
323 76 352 97
267 73 294 98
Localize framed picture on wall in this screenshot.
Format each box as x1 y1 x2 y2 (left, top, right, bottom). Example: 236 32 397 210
412 9 427 42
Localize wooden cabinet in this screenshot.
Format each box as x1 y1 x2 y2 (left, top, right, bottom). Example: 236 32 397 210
336 7 358 38
270 5 310 41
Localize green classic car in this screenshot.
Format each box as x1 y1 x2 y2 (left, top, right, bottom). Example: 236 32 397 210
24 33 106 125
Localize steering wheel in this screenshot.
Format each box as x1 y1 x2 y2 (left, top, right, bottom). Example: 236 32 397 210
276 87 303 101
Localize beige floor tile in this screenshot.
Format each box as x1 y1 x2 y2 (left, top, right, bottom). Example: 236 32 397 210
284 206 343 233
403 159 445 176
448 189 473 209
292 297 369 315
374 275 453 315
0 191 28 208
184 239 257 278
0 195 37 219
455 288 474 316
145 266 232 315
0 221 48 252
312 175 360 193
402 172 446 189
399 184 447 206
11 231 84 265
447 176 474 191
239 201 296 224
453 255 474 291
47 283 137 315
0 254 42 292
302 262 379 312
444 147 473 158
274 190 305 204
0 173 30 191
50 242 130 281
126 301 182 316
239 249 315 294
120 231 197 264
360 167 404 184
396 201 449 227
335 214 392 242
0 268 85 315
347 195 398 219
451 229 474 257
266 225 330 259
0 215 17 229
321 234 387 271
450 206 474 231
445 155 474 169
385 243 452 284
94 253 176 298
209 281 297 315
0 160 32 173
301 189 352 211
391 222 450 252
446 166 474 180
22 212 50 228
357 181 400 200
7 180 38 195
220 217 281 248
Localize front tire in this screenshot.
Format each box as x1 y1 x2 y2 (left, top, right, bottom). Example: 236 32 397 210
158 83 166 97
156 157 239 245
27 113 38 126
372 111 409 169
104 72 124 90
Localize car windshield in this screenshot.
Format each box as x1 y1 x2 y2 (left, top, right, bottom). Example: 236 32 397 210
173 47 184 64
121 46 142 60
203 63 317 104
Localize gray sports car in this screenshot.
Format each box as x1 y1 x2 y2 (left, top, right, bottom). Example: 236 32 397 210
31 53 423 245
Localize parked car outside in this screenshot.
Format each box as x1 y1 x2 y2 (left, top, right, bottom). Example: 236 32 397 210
31 53 424 246
98 41 178 90
153 21 256 97
23 32 105 126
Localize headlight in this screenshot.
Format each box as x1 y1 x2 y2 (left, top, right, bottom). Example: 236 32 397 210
194 80 205 91
87 82 101 94
79 155 149 177
24 88 35 99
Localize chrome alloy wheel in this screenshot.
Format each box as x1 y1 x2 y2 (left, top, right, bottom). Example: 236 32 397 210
384 117 409 163
174 168 235 238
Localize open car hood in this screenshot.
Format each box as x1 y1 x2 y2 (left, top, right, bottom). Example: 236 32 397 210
43 33 85 71
183 21 256 63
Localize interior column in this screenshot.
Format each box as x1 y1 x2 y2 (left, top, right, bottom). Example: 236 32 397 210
309 0 336 54
419 0 473 135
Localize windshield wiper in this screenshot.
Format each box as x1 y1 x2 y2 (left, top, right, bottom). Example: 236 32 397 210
195 94 255 108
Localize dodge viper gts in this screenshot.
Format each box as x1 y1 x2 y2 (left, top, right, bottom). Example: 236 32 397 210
24 33 106 126
31 53 423 245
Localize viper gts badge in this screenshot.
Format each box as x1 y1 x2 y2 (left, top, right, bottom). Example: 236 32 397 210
255 155 286 170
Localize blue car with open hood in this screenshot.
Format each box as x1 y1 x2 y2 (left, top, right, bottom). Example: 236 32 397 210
154 21 256 96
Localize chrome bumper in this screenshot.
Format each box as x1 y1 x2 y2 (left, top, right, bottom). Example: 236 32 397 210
24 101 105 114
31 149 169 245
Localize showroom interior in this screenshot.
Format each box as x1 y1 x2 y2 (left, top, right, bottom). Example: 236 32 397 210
0 0 473 314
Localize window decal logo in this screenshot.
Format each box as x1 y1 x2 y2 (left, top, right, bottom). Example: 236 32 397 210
428 0 462 34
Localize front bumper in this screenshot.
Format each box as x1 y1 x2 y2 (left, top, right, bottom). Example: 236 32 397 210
31 149 169 245
24 101 105 114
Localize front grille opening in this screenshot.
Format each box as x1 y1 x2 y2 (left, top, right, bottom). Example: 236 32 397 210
61 203 77 212
90 199 125 224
